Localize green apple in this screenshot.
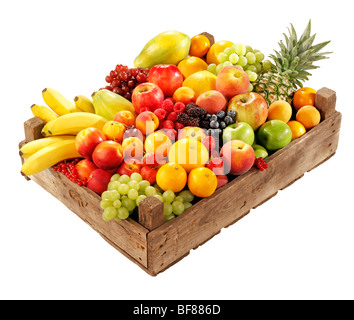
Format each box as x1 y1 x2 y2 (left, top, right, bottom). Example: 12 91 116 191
252 144 268 159
257 120 292 151
222 122 255 146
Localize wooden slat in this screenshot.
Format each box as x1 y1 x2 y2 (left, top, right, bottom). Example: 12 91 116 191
29 168 150 268
146 111 342 275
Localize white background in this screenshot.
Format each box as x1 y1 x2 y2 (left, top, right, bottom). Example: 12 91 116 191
1 0 353 300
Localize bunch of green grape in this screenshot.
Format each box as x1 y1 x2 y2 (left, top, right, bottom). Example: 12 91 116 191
99 172 194 222
207 43 272 91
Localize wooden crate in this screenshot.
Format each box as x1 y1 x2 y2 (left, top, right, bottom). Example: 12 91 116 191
19 87 341 276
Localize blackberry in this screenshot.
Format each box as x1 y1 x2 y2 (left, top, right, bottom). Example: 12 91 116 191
188 117 200 127
185 103 198 113
186 106 206 118
176 112 199 127
200 120 210 129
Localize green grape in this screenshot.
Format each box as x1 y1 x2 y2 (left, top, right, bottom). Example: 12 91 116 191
128 180 140 191
235 64 244 70
217 52 228 63
118 174 130 184
164 214 175 222
207 63 217 75
229 53 239 65
246 70 258 82
262 60 272 71
216 63 224 74
178 190 194 203
162 190 175 203
233 43 246 56
238 56 248 67
107 181 120 190
253 49 260 53
145 186 157 196
113 199 122 209
254 61 262 73
130 172 143 182
172 201 185 215
110 174 121 182
102 206 117 221
223 61 232 67
138 180 150 192
246 52 256 65
163 202 173 216
117 207 129 220
224 47 236 56
100 199 113 209
128 189 139 200
255 52 265 62
121 198 136 212
247 65 258 73
248 83 254 92
174 195 184 203
102 190 120 201
118 183 129 195
245 45 253 54
184 202 193 210
154 194 164 202
136 194 147 206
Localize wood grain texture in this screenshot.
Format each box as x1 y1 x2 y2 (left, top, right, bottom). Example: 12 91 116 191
146 111 342 275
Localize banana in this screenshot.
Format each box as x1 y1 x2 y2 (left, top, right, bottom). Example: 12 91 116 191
31 104 59 123
74 95 95 113
42 88 78 115
19 135 75 159
42 112 108 136
20 138 81 176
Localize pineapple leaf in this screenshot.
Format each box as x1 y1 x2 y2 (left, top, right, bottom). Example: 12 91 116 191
299 34 316 53
298 20 312 45
311 40 331 53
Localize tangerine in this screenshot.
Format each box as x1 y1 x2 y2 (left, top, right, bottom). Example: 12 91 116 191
188 167 217 198
296 105 321 130
268 100 292 123
156 163 187 192
293 87 317 111
287 120 306 140
189 34 210 58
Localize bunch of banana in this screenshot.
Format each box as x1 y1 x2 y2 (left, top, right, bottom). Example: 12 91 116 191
20 136 81 176
30 88 95 123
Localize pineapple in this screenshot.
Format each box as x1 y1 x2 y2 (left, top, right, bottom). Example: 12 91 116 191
253 20 332 106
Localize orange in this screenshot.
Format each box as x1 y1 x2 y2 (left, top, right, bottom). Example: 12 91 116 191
206 40 234 65
177 56 208 79
268 100 292 123
183 70 217 98
296 105 321 130
168 138 209 173
188 167 217 198
144 131 172 158
156 163 187 192
189 34 210 58
293 87 317 111
287 120 306 140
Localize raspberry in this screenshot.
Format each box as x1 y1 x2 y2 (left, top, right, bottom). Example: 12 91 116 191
154 108 167 120
174 122 184 130
140 107 151 113
166 111 177 122
162 99 174 112
162 119 175 129
174 102 186 113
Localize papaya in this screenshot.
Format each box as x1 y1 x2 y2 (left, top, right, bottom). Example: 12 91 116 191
134 30 191 69
92 89 137 121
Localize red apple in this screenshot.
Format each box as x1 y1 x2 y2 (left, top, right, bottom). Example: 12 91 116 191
87 168 112 194
117 161 141 177
196 90 227 114
92 140 124 170
216 65 250 99
148 64 183 97
227 92 268 130
220 140 255 175
132 82 164 114
141 165 157 185
75 159 98 181
75 127 107 159
135 111 159 135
